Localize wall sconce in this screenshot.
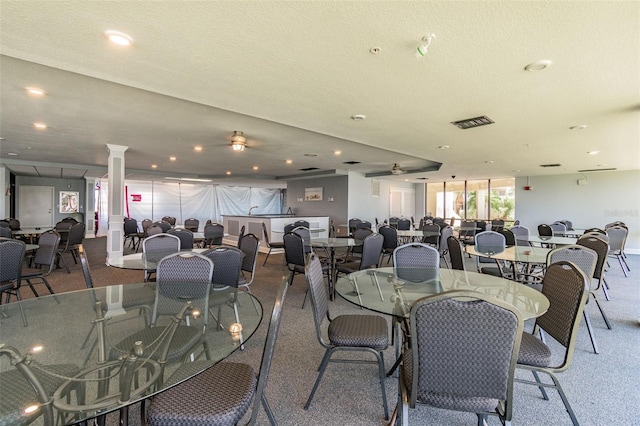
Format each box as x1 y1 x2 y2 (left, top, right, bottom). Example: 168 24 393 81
230 131 246 152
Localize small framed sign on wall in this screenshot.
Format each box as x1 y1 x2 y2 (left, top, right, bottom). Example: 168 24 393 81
304 187 323 201
60 191 79 213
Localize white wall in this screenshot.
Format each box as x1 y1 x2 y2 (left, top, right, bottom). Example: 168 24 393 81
515 170 640 253
347 171 417 226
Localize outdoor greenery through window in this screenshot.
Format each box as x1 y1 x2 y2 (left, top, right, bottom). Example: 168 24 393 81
425 178 515 227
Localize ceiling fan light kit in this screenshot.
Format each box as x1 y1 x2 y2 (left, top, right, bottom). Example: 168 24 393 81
230 130 246 152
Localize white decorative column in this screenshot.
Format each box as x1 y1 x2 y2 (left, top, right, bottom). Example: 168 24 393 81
84 177 97 238
0 166 7 218
106 144 128 263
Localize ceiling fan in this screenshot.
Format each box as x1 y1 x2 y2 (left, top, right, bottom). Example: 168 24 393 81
365 162 442 178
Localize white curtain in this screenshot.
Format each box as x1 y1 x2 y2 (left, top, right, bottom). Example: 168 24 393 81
96 179 283 236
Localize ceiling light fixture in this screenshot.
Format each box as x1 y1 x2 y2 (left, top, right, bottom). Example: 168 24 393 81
524 59 552 71
226 171 231 175
169 156 177 161
570 125 587 130
252 166 259 170
351 114 366 121
230 131 246 152
25 87 45 96
588 150 600 155
194 146 203 152
151 164 157 169
286 159 293 164
415 33 436 58
105 30 133 46
334 150 342 155
33 122 47 130
438 145 450 149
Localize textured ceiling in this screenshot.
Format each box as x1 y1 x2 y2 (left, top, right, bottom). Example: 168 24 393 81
0 1 638 185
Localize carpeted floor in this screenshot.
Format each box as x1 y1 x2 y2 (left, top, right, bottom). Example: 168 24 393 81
11 237 640 425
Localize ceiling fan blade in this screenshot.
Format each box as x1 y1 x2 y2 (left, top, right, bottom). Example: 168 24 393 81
365 164 442 178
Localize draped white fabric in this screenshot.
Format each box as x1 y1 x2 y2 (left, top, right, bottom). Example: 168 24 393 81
96 180 283 236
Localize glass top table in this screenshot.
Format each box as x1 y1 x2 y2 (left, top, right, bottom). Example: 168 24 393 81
310 238 360 299
107 248 209 270
0 283 263 425
335 267 549 320
527 235 577 245
465 245 551 265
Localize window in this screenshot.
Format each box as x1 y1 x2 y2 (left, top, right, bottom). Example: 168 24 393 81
425 178 515 225
489 178 515 221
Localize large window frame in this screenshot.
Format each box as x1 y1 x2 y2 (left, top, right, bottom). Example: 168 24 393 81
425 178 515 225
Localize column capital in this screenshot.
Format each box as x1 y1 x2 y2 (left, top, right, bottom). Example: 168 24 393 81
106 144 129 156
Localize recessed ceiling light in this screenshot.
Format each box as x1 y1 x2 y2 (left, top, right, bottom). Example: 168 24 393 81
484 160 494 164
285 159 293 164
7 152 18 156
25 87 45 96
334 150 342 155
351 114 366 121
369 47 381 55
151 164 157 169
105 30 133 46
587 150 600 155
169 156 176 161
438 145 450 149
570 125 587 130
252 166 259 171
33 122 47 130
524 59 552 71
226 171 231 175
194 146 203 152
303 153 318 157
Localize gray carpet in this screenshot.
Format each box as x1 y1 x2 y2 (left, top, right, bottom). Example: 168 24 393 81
16 238 640 425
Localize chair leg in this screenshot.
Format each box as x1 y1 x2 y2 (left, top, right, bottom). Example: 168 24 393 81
261 394 277 426
546 371 580 426
582 310 599 354
376 350 390 420
531 370 549 400
304 349 333 410
263 248 272 266
601 279 611 301
616 254 629 277
591 293 612 329
6 290 28 326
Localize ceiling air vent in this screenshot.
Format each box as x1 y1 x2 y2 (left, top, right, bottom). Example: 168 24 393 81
299 167 320 171
539 163 562 168
343 161 361 165
577 168 617 172
451 116 494 129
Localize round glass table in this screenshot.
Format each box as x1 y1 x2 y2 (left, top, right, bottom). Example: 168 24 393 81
0 283 263 425
335 267 549 320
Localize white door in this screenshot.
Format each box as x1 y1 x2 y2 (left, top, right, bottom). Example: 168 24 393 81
389 187 415 218
18 185 55 227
